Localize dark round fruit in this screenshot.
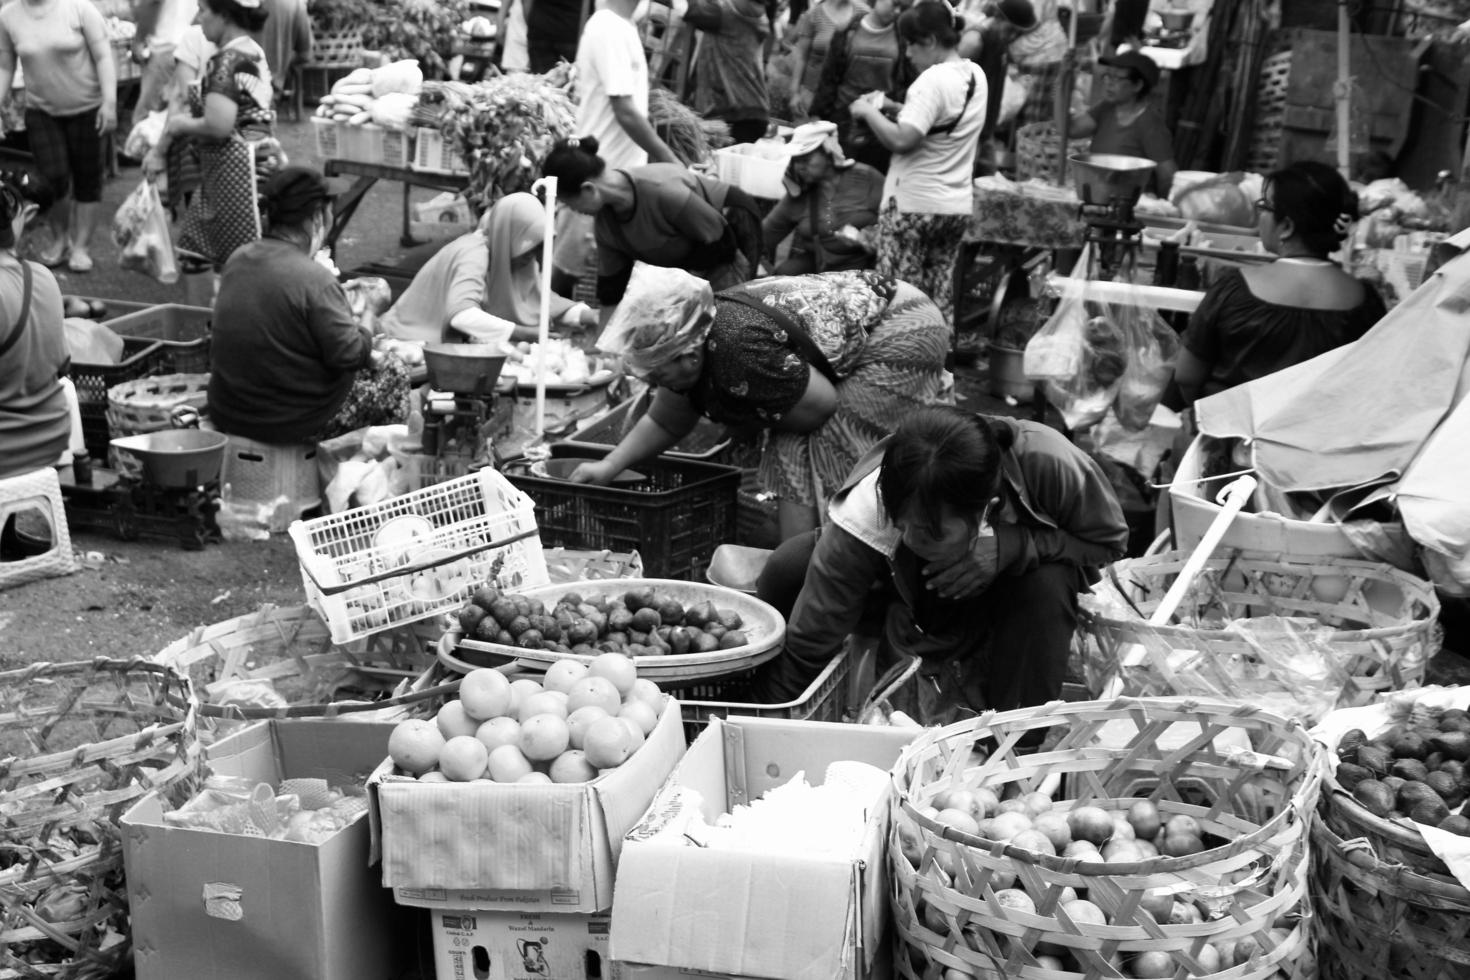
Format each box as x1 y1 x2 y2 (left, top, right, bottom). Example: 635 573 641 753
473 616 501 642
717 630 748 650
489 597 520 628
1393 733 1429 760
1352 780 1395 818
1391 759 1430 783
1409 797 1451 826
458 604 488 633
506 615 532 638
516 629 545 649
471 586 501 611
1439 814 1470 836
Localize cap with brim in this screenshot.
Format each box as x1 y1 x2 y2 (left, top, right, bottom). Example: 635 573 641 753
262 166 354 224
1099 50 1161 90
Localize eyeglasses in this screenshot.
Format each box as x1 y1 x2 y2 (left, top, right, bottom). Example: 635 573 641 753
1254 198 1279 215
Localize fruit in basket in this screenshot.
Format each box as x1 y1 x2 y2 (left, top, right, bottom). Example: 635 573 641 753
441 735 490 781
519 691 568 722
458 605 488 634
389 719 447 776
436 700 481 739
1067 806 1114 846
567 676 621 716
550 750 599 783
1333 762 1372 791
1440 814 1470 836
543 658 589 693
476 716 521 752
1409 797 1451 825
589 652 638 694
1128 951 1176 979
620 698 659 736
487 744 535 782
1352 779 1396 817
1355 745 1392 776
567 705 609 749
1126 800 1161 839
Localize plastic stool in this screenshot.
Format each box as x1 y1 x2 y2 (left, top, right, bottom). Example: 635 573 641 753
219 433 322 533
0 467 77 589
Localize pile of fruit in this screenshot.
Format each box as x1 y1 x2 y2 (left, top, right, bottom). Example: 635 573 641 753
458 585 749 655
899 785 1302 979
1333 707 1470 835
388 653 665 783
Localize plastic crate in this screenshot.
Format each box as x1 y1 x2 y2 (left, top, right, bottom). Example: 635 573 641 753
338 123 412 168
711 141 792 200
572 396 735 462
677 646 850 742
290 468 550 644
105 303 213 374
73 337 171 461
506 443 740 580
412 127 469 175
221 433 321 522
311 116 340 158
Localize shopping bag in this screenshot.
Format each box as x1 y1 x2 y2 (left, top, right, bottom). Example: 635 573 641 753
1023 245 1092 382
1040 308 1128 430
113 179 179 284
1111 295 1180 430
124 110 167 159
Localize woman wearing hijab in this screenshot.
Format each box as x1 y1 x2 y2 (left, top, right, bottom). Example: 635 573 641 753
763 122 884 275
379 192 598 345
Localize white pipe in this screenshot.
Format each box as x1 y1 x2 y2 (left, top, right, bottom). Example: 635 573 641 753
1045 275 1204 313
1336 0 1352 178
530 177 558 437
1101 474 1258 699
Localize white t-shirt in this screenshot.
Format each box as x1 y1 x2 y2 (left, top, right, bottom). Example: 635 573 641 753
573 7 651 170
885 59 988 215
173 25 215 75
151 0 200 48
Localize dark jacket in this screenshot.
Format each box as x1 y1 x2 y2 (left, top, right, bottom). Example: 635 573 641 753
764 416 1129 699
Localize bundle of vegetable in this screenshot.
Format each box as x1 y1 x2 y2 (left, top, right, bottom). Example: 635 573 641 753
412 79 482 128
441 68 577 213
316 62 424 126
649 86 732 165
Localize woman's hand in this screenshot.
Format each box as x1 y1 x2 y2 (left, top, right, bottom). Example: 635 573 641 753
923 533 999 600
579 306 600 329
97 104 117 135
568 460 619 485
142 149 167 178
848 91 882 121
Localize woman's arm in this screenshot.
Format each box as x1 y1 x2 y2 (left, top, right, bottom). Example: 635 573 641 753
1172 346 1209 407
787 33 814 116
169 91 238 140
849 98 923 153
772 364 838 432
570 387 701 483
81 5 118 133
0 37 15 131
761 196 803 263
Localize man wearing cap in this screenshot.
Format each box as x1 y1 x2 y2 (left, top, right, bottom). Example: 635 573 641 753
1056 48 1176 196
209 166 407 445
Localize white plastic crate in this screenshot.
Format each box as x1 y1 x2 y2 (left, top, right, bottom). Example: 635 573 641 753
311 117 340 159
412 127 469 175
289 469 549 643
337 123 412 168
712 141 792 199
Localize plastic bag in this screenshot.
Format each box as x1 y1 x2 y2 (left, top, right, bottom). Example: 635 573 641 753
1174 176 1255 227
1023 245 1091 382
63 316 124 364
112 179 179 283
124 109 167 159
1111 302 1179 430
597 262 713 376
997 66 1030 126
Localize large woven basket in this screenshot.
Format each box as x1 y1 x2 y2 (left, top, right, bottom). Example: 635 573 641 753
1310 804 1470 980
152 604 453 741
105 373 210 438
0 659 199 980
1080 551 1440 722
889 696 1323 980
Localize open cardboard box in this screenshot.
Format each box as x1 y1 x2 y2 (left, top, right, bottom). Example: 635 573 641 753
121 720 410 980
610 717 919 980
368 697 686 912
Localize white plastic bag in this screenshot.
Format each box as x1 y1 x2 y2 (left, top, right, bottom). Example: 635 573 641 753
1023 245 1092 382
112 179 179 284
124 110 167 159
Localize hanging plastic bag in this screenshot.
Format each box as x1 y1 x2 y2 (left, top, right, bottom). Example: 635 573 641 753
124 109 167 159
113 179 179 284
1111 301 1180 430
1041 308 1128 430
1023 244 1092 382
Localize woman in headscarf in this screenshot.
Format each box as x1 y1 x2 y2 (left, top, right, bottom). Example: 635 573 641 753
762 121 884 275
570 266 953 539
379 192 598 345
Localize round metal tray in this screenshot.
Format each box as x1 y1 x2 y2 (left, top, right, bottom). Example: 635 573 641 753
437 578 785 684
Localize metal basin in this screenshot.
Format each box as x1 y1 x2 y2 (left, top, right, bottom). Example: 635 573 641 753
423 343 507 394
1069 153 1157 205
110 429 229 488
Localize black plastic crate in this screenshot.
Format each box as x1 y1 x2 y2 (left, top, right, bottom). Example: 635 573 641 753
677 647 850 743
506 443 741 581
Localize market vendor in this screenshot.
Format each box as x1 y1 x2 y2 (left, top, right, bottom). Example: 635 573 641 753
569 266 953 540
1055 49 1176 197
755 405 1128 719
379 192 598 345
541 136 763 320
1173 160 1386 406
762 122 884 274
208 167 410 444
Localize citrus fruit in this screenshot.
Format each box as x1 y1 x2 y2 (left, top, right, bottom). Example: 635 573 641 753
475 716 521 753
389 719 446 776
619 698 659 735
440 735 490 782
626 677 663 712
517 771 552 784
543 659 590 694
418 771 449 783
486 743 535 782
1126 799 1161 840
459 668 513 721
566 705 610 750
583 716 635 769
1067 806 1115 845
518 690 569 722
519 713 572 762
617 716 646 751
567 676 622 716
549 749 599 783
436 700 481 740
507 678 543 715
587 652 638 695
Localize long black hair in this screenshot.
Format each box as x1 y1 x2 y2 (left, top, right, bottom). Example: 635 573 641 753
541 136 607 199
1264 160 1360 257
878 406 1007 529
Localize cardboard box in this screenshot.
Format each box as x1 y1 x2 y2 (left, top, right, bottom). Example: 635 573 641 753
369 699 686 913
431 909 610 980
610 717 919 980
122 720 412 980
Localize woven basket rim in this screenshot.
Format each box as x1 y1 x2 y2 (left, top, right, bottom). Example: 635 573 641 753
1319 781 1449 866
1310 807 1470 905
1088 551 1441 641
892 696 1322 876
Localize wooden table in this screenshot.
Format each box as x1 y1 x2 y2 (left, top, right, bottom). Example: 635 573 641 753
322 158 470 253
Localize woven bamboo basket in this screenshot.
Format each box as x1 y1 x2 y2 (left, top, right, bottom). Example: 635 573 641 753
1080 552 1439 719
1015 122 1091 184
1309 804 1470 980
152 603 453 740
105 373 210 437
0 658 199 980
889 696 1323 980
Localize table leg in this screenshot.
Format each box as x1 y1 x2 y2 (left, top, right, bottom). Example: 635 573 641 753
400 181 423 248
324 175 375 255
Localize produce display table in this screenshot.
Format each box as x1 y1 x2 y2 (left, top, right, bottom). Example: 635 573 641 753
322 158 470 253
967 183 1089 250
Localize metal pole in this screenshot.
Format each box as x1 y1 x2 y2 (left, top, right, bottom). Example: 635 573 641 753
1335 0 1352 177
530 176 557 437
1057 3 1081 185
